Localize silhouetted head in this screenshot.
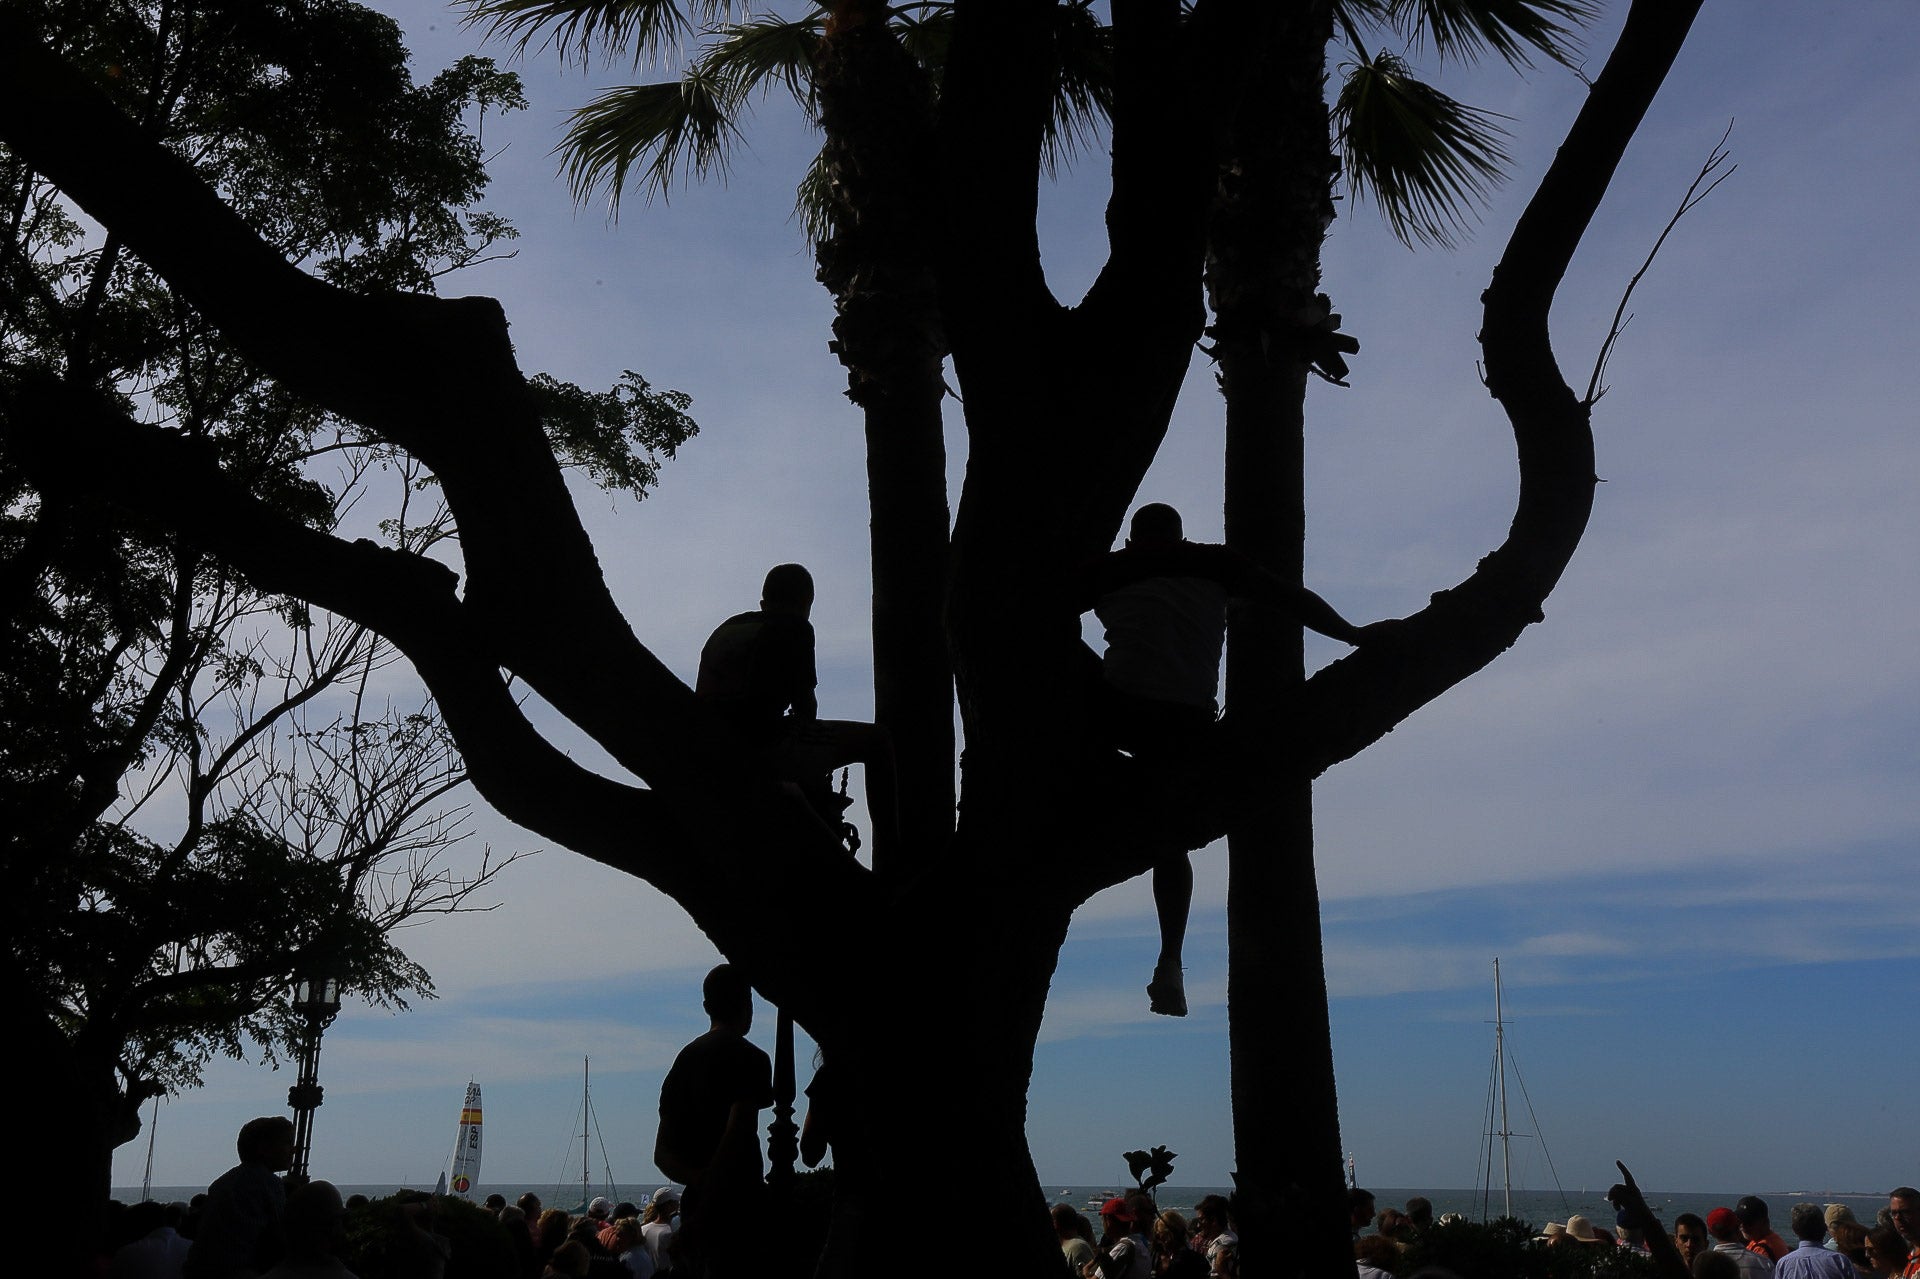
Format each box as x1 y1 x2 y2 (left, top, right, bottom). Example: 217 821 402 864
1193 1195 1232 1240
518 1192 542 1217
761 563 815 617
1128 503 1184 548
1675 1213 1710 1265
1790 1203 1827 1244
1736 1196 1773 1240
702 963 753 1032
1405 1197 1433 1229
1349 1187 1376 1229
1868 1225 1907 1272
1890 1190 1920 1247
1707 1208 1743 1243
646 1187 679 1224
283 1181 347 1258
236 1115 295 1170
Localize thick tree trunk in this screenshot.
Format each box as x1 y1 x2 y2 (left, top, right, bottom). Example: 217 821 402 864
21 1012 137 1267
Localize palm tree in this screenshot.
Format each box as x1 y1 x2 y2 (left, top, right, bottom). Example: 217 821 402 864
472 0 1599 1266
469 2 1596 1261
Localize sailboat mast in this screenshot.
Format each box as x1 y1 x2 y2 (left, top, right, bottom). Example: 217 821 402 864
582 1057 591 1210
1495 958 1513 1220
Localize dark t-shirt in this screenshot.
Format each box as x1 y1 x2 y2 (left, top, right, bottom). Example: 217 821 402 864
694 610 816 741
656 1030 775 1182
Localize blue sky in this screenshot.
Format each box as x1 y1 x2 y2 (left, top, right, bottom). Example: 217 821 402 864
111 2 1919 1200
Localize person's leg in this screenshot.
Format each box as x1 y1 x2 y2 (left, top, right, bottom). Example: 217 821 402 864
1148 853 1191 1016
778 720 899 865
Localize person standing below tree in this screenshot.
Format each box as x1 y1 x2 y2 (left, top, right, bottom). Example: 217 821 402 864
1080 503 1398 1016
653 965 774 1278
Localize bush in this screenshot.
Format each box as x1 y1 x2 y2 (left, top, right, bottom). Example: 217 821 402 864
344 1193 515 1279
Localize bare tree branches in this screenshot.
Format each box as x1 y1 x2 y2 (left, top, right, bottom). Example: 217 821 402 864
1586 120 1735 405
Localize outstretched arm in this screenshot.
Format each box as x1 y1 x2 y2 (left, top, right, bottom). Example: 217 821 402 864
1241 561 1401 647
1614 1161 1689 1279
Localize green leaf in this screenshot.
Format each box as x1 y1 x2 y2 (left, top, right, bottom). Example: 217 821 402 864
1040 0 1115 177
464 0 708 70
698 11 826 112
561 71 744 209
794 145 835 248
1388 0 1600 68
1333 51 1511 248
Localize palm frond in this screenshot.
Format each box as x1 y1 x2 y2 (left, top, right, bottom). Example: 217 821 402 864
559 72 743 211
1041 0 1115 177
463 0 708 69
893 4 954 87
1333 51 1511 248
697 11 826 115
792 145 835 248
1388 0 1600 68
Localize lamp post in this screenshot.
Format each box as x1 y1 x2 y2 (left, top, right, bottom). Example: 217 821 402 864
286 973 341 1189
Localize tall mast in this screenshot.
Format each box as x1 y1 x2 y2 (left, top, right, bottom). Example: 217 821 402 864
582 1057 591 1210
1494 958 1513 1220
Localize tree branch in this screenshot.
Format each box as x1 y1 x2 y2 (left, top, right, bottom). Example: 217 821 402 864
1274 0 1707 777
0 17 710 794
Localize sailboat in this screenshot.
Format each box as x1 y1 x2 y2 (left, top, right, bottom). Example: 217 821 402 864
1476 958 1570 1223
558 1057 621 1212
440 1080 482 1199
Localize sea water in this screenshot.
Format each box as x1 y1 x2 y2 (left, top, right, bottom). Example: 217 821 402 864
116 1182 1896 1234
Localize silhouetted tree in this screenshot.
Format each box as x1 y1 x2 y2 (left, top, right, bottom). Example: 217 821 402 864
0 2 1706 1276
0 0 691 1240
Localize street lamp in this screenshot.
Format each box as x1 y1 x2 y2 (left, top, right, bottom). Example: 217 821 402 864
286 973 342 1189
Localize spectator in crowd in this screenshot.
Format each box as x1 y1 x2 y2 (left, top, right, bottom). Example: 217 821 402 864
1150 1211 1206 1279
1054 1203 1096 1278
1350 1189 1377 1240
1674 1214 1712 1270
184 1116 295 1279
1189 1196 1234 1269
1710 1207 1777 1277
1085 1198 1148 1279
1886 1190 1920 1279
1864 1227 1908 1278
260 1181 352 1279
641 1190 678 1272
1740 1198 1793 1264
1777 1202 1856 1279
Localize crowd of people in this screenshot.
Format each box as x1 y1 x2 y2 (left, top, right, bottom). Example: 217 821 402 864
99 1170 681 1279
1054 1192 1236 1279
1339 1186 1920 1279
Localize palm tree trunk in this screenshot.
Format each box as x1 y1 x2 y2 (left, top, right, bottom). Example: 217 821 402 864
1210 4 1351 1274
813 16 955 867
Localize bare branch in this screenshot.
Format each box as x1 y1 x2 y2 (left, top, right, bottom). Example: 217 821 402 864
1586 119 1734 404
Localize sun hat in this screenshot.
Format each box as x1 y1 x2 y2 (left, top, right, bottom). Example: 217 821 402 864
1566 1215 1602 1242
